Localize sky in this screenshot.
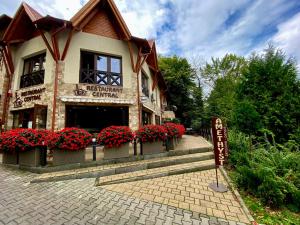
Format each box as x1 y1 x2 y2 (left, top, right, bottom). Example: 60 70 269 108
1 0 300 69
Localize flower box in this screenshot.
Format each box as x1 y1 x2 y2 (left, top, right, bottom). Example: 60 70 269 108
168 137 176 150
142 141 164 154
52 149 86 166
103 143 130 159
2 151 18 165
19 147 41 167
48 128 91 165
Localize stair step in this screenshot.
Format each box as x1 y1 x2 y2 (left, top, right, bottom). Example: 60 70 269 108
95 159 215 186
31 150 214 183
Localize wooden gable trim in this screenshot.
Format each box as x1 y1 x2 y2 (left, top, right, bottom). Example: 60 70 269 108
77 8 99 30
3 3 42 42
71 0 131 40
106 0 131 40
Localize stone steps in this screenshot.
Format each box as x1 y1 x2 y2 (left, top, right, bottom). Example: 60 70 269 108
95 159 215 186
31 147 214 183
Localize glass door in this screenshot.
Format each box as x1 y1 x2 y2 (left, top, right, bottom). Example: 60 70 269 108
33 104 47 129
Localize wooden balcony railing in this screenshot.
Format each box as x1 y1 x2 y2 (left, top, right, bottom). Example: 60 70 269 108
80 69 122 86
20 70 45 88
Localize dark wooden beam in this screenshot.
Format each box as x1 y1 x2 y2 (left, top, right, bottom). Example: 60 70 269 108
51 35 60 61
61 29 74 61
127 41 135 72
3 46 13 75
135 48 142 73
39 30 56 61
152 71 158 91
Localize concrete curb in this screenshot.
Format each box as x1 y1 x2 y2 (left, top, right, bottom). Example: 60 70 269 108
220 167 255 224
30 150 214 183
24 146 212 174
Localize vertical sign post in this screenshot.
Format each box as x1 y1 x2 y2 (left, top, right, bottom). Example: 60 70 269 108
209 117 229 192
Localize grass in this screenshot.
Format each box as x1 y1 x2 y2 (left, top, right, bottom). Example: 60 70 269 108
228 170 300 225
241 190 300 225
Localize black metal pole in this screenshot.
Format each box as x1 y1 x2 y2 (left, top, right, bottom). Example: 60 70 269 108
215 166 219 187
140 140 143 155
92 139 96 161
133 138 137 155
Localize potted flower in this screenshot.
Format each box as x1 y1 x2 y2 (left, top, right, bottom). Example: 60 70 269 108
48 128 92 166
176 124 186 143
163 123 179 150
98 126 134 159
0 129 29 165
136 125 167 154
18 129 52 167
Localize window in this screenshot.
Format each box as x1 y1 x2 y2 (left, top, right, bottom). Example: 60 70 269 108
141 72 149 97
155 115 161 125
20 53 46 88
80 52 122 86
142 110 152 125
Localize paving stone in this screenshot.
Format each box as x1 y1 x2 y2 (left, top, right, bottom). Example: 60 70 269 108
0 156 251 225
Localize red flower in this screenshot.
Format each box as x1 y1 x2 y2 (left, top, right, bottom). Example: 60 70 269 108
0 129 54 152
97 126 134 148
163 123 180 138
135 125 167 143
48 128 92 151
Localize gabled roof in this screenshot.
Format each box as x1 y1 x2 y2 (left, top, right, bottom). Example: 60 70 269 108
71 0 131 40
35 15 72 31
2 3 43 42
0 14 12 40
22 2 43 22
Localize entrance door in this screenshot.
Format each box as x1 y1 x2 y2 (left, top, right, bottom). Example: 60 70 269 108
33 104 47 129
12 105 47 129
66 105 129 132
12 108 34 128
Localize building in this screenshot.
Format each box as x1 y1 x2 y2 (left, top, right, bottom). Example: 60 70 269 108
0 0 171 132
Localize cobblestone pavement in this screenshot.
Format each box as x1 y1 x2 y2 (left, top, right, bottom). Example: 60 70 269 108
0 166 249 225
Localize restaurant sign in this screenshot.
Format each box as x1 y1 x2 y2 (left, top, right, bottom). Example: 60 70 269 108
13 88 46 108
211 117 229 166
74 84 122 98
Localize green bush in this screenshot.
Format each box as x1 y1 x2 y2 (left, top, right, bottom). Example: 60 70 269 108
228 130 300 211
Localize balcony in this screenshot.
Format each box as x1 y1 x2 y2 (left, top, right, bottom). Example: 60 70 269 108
80 69 122 86
20 70 45 89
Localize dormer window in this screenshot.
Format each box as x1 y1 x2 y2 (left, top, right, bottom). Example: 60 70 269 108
80 51 122 86
20 53 46 89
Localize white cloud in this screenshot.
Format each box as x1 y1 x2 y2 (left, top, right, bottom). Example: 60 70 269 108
272 12 300 63
1 0 300 68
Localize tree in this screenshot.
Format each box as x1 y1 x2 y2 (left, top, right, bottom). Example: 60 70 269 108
236 46 300 142
201 54 247 125
200 54 247 88
159 55 204 127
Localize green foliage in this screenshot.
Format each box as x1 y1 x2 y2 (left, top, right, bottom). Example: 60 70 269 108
232 100 262 135
200 53 247 86
159 56 204 127
201 54 247 126
238 188 300 225
236 46 300 142
228 130 300 211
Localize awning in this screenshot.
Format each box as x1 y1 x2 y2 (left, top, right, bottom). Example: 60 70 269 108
60 96 135 105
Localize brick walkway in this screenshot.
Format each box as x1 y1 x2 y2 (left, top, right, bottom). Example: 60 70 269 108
0 165 250 225
103 170 250 224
